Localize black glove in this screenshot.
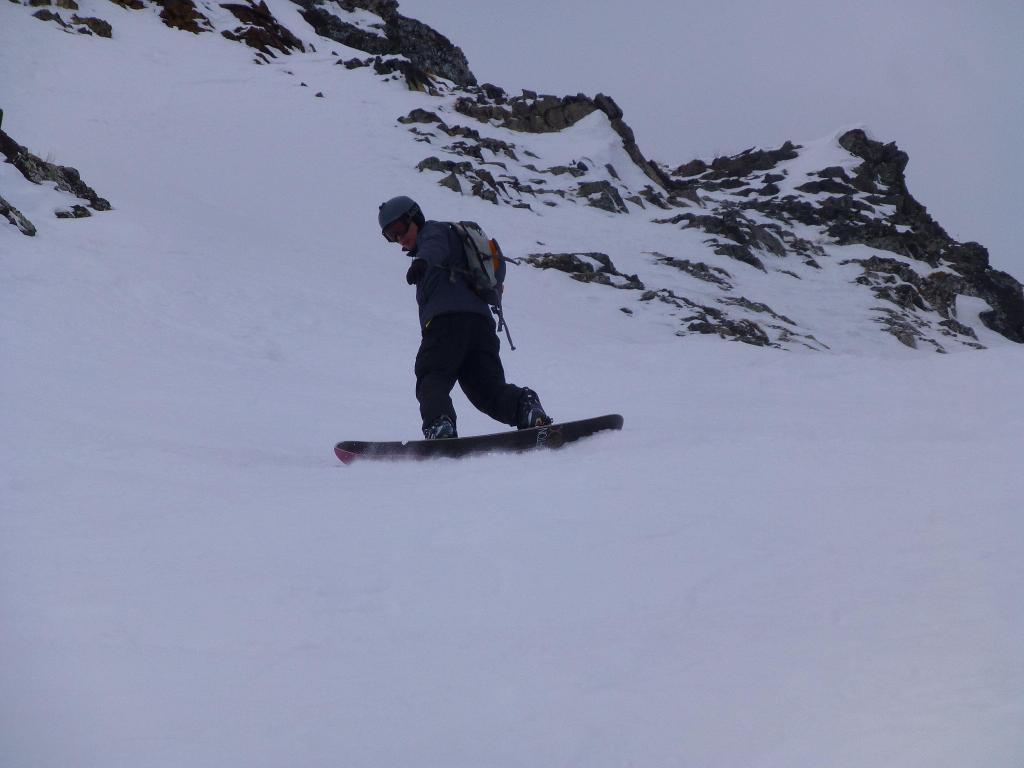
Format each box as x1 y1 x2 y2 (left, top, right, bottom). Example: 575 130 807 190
406 258 427 285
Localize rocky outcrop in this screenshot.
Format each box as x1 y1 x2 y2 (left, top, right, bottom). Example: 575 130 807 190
153 0 212 33
293 0 476 86
294 0 391 54
400 108 571 208
658 131 1024 348
24 0 115 37
386 11 475 86
636 287 822 348
453 87 693 198
421 114 1019 349
651 253 734 291
523 251 825 349
342 56 441 94
831 130 1024 342
222 0 305 57
841 255 983 350
72 14 113 36
673 142 799 196
524 252 645 291
0 120 112 236
1 195 37 236
8 0 1020 350
0 129 111 212
400 100 696 213
654 209 788 272
416 156 508 205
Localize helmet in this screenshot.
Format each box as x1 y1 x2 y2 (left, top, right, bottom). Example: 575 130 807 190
378 195 423 232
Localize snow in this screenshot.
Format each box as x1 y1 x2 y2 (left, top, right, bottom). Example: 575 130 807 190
2 3 1024 767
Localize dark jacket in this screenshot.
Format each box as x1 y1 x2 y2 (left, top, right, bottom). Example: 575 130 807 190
410 220 493 330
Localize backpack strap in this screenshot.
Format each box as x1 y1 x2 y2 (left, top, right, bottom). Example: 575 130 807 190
493 302 516 351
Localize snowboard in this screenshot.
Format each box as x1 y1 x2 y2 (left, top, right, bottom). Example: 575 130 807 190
335 413 623 464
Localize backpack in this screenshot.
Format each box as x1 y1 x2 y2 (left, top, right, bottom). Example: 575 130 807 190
448 220 517 349
449 221 506 299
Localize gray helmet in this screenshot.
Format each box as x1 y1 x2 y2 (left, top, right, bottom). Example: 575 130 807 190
378 195 423 232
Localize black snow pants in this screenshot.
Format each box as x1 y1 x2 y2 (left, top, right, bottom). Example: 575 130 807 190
414 312 523 432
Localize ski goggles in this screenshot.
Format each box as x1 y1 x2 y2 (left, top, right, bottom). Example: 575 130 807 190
382 215 412 243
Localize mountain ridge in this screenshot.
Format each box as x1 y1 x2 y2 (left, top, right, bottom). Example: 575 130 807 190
4 0 1023 351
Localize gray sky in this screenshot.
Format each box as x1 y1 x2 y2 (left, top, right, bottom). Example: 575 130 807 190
399 1 1024 276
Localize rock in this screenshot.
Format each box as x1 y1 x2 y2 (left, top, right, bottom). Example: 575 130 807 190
576 180 628 214
416 156 507 204
673 159 708 177
795 178 857 195
71 14 112 37
0 125 112 212
55 204 92 218
709 142 799 178
341 56 371 69
439 173 461 193
653 254 733 290
1 194 37 236
221 0 305 56
153 0 211 33
685 316 772 347
294 0 476 86
661 209 785 271
371 57 436 94
387 13 475 86
525 252 644 290
398 108 443 125
32 8 67 26
295 2 391 56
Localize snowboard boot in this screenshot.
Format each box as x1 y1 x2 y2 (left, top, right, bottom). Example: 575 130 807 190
423 414 457 440
515 388 552 430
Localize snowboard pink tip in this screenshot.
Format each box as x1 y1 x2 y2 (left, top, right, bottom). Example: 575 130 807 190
334 445 359 465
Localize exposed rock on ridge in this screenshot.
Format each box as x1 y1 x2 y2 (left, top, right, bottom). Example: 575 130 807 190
8 0 1022 350
656 129 1024 348
1 118 112 236
834 130 1024 343
221 0 306 56
402 91 696 215
16 0 116 38
293 0 475 85
453 88 688 197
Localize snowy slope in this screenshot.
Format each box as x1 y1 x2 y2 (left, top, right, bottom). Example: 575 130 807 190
2 2 1023 767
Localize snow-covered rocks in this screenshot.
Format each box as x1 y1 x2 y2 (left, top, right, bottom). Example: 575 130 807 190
0 121 112 236
3 0 1022 351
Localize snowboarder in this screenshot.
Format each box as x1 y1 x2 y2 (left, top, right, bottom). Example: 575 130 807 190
378 195 552 439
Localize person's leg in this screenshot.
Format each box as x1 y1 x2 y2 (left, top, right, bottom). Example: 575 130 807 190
458 315 525 427
414 315 470 433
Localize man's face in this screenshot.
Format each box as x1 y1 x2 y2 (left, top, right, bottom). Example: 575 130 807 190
398 220 419 252
384 215 419 253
